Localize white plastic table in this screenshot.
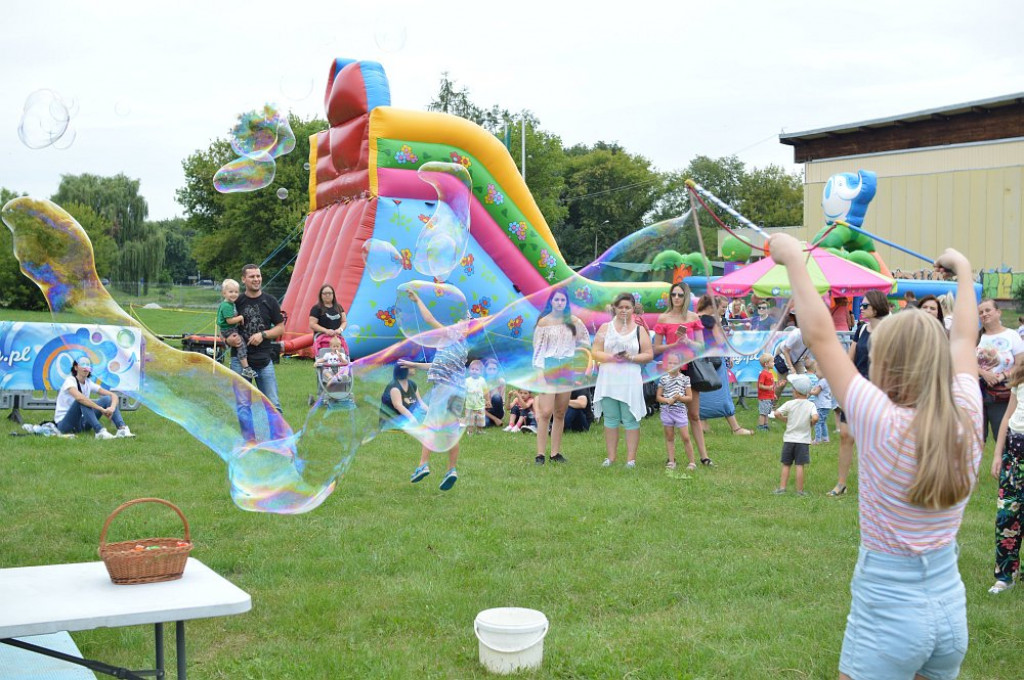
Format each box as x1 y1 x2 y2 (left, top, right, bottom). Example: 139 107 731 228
0 558 251 679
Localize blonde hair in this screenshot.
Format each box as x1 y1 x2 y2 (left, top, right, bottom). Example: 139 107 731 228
221 278 239 294
1008 360 1024 389
868 310 978 509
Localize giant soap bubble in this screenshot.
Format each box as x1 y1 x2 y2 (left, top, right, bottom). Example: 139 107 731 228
214 104 297 193
3 197 784 513
411 162 471 281
362 238 403 282
395 281 468 348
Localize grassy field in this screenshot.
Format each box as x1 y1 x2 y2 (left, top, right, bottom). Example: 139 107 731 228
1 308 1020 679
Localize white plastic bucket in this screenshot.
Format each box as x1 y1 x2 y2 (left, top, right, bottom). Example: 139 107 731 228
474 607 549 674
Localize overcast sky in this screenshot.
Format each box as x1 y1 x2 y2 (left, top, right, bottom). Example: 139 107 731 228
1 0 1020 221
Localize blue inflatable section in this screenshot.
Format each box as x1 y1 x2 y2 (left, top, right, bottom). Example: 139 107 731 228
345 197 536 359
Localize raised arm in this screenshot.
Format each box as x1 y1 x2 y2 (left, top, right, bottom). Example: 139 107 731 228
768 235 858 407
935 249 978 379
406 289 443 330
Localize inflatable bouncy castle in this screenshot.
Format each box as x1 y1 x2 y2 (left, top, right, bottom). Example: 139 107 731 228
280 59 675 358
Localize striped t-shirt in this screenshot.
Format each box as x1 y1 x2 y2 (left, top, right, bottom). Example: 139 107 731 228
845 373 983 556
658 373 690 414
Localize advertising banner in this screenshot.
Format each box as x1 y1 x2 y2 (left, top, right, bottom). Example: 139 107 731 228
0 322 143 392
725 330 790 383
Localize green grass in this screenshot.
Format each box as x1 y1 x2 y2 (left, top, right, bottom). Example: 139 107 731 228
1 310 1018 679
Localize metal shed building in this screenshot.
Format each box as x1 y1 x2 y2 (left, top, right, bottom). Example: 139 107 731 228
780 94 1024 273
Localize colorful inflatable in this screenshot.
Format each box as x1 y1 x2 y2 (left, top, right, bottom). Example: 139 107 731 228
280 59 675 358
815 169 980 303
280 60 978 360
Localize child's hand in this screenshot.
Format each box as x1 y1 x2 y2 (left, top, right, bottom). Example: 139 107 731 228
934 248 969 277
767 412 776 419
766 234 803 266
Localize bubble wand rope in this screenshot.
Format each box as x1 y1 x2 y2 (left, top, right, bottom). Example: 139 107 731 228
685 179 770 250
832 220 935 266
688 197 809 360
688 197 794 358
686 179 837 255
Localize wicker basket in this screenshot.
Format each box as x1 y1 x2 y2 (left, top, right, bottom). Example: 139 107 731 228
98 498 193 585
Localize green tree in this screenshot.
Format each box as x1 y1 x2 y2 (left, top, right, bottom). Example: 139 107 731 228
61 202 117 278
0 187 48 310
428 73 484 123
155 218 197 284
0 192 119 310
738 164 803 227
650 155 782 254
507 114 567 229
427 75 568 228
556 143 665 267
177 114 324 290
51 173 164 293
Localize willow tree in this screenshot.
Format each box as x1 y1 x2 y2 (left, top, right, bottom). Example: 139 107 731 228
52 173 163 292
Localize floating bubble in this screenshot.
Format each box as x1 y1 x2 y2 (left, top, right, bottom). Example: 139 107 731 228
419 233 458 276
578 214 689 283
411 162 472 281
229 105 295 159
395 281 468 349
60 94 79 118
2 196 794 513
362 238 403 282
344 324 361 340
213 152 277 193
373 19 408 52
114 99 132 117
18 89 71 149
230 107 280 157
52 126 77 151
276 187 289 201
304 162 311 171
280 74 315 102
1 197 315 512
215 105 295 195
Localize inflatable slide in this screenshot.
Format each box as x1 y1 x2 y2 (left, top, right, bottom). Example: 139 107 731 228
280 59 672 358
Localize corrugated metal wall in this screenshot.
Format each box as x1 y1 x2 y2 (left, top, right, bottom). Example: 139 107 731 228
800 139 1024 272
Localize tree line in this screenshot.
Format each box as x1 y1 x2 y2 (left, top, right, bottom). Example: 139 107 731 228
0 74 802 310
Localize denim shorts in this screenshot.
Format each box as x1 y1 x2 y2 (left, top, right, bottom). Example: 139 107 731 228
758 399 774 416
839 542 968 680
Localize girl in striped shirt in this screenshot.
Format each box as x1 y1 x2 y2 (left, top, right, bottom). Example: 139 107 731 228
769 234 982 680
656 351 694 470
